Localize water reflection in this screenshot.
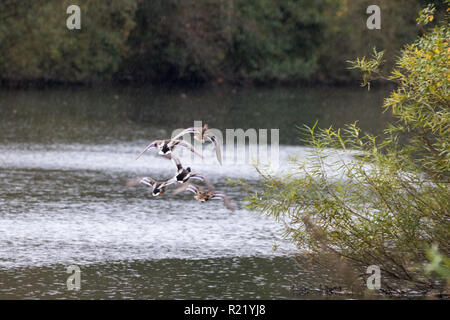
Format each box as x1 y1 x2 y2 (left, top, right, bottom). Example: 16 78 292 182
0 85 393 145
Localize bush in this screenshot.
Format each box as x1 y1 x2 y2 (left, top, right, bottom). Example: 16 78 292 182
246 4 449 295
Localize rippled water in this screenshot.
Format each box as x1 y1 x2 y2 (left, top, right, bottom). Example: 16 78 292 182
0 257 302 299
0 85 391 299
0 144 301 267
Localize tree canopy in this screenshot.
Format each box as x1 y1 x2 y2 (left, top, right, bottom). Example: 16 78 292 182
1 0 445 85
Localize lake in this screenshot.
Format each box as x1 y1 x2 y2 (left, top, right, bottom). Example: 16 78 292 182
0 84 392 299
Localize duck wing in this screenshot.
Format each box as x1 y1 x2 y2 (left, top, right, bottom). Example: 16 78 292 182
174 140 203 158
126 176 156 187
125 177 145 187
202 124 209 135
140 177 157 187
170 154 183 171
161 178 177 188
172 128 196 140
212 193 235 211
173 183 199 195
136 140 162 160
189 173 214 190
207 135 222 165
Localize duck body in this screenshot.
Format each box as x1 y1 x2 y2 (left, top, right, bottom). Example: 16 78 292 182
140 177 176 196
170 155 212 187
173 183 235 211
175 167 192 183
159 141 172 155
173 124 222 165
195 124 209 143
194 189 215 202
126 176 176 197
136 139 202 160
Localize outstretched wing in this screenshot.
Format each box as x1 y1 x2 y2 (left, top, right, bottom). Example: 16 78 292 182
175 140 203 158
212 193 235 211
202 124 209 135
173 183 199 195
161 178 177 188
190 173 214 190
207 135 222 165
140 177 156 187
126 177 145 187
172 128 197 140
170 154 183 171
126 176 156 187
136 140 161 160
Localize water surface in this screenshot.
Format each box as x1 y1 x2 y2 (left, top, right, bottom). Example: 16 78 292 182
0 85 392 299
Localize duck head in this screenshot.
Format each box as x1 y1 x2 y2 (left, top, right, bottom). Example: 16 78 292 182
152 186 163 196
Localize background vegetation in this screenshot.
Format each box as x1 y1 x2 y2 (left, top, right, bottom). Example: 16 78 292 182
0 0 446 85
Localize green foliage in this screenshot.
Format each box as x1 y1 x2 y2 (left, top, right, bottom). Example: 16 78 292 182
229 0 324 82
425 245 450 280
317 0 424 82
121 0 238 83
348 48 385 89
0 0 138 83
246 5 450 294
122 0 325 83
352 22 450 181
417 3 437 25
0 0 438 84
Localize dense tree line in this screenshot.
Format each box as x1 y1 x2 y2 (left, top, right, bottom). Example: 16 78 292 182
0 0 445 86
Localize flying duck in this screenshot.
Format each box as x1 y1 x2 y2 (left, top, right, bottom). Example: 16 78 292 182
173 124 222 165
126 176 176 196
173 183 235 211
170 155 214 189
136 139 202 160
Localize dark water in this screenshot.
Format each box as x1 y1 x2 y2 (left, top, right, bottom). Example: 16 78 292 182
0 257 301 299
0 85 392 299
0 85 392 145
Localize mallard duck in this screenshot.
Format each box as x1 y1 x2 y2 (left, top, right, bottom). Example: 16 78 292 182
173 124 222 165
173 183 235 211
170 155 214 189
173 124 209 143
136 139 202 160
126 176 176 196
